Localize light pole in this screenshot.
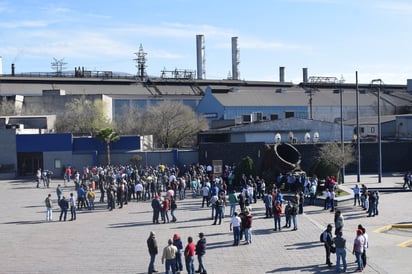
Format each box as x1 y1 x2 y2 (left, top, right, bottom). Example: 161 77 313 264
355 71 361 182
339 77 345 184
371 79 383 183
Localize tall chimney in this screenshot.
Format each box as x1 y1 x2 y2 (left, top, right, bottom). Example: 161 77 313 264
279 66 285 82
302 67 308 83
196 34 205 80
231 37 240 80
11 63 15 76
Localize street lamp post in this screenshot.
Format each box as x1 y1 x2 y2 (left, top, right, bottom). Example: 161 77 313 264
371 79 383 183
339 80 345 184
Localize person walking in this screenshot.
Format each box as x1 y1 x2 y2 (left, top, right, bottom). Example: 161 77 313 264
229 212 241 246
56 184 62 202
45 194 53 222
353 229 365 272
147 231 159 274
184 236 195 274
151 195 161 224
162 238 178 274
322 224 334 267
228 189 238 217
195 232 207 274
333 231 347 273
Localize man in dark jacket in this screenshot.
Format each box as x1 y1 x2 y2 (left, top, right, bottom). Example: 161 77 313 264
147 231 159 274
195 232 207 274
58 196 69 221
151 195 161 224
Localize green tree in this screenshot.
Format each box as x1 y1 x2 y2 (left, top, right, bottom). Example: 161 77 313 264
96 128 120 165
55 95 111 135
316 142 355 183
234 156 256 187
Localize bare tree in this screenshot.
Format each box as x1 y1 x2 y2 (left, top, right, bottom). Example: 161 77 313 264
0 97 17 116
317 142 355 183
55 95 111 135
114 104 144 135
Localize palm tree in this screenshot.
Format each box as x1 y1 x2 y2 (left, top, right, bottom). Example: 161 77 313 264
96 128 120 165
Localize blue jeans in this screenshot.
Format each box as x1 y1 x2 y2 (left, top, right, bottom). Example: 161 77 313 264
229 202 236 217
355 251 364 270
171 209 177 222
233 226 240 245
274 216 281 230
292 215 297 229
165 258 176 274
185 256 195 274
175 251 183 271
197 254 206 273
148 254 156 273
335 247 347 272
244 228 252 243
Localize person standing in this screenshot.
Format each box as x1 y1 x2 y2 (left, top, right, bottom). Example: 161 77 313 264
45 194 53 222
353 184 361 206
87 188 95 210
184 236 195 274
212 197 223 225
333 231 347 273
329 189 336 212
58 195 69 221
290 201 298 231
69 192 76 221
273 201 282 231
243 210 253 244
229 212 241 246
151 195 161 224
170 197 177 223
147 231 159 274
195 232 207 274
353 229 365 272
201 184 210 208
56 184 62 202
358 225 369 269
173 234 184 273
228 190 238 217
322 224 334 267
162 238 178 274
334 210 344 235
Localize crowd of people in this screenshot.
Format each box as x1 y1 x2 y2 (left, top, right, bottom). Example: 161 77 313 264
39 162 390 273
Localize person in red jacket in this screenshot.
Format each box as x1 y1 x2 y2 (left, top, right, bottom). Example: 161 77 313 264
184 236 195 274
273 201 282 231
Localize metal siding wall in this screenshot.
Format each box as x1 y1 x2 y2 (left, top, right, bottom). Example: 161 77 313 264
16 133 72 152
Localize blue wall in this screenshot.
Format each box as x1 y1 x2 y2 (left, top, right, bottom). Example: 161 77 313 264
16 133 72 152
16 134 141 153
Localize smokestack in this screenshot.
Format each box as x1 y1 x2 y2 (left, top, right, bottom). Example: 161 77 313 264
302 67 308 83
231 37 239 80
196 34 205 80
279 66 285 82
11 63 15 76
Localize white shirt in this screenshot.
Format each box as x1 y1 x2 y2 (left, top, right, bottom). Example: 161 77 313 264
231 216 241 227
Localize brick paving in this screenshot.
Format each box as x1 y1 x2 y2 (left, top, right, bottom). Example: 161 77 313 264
0 174 411 274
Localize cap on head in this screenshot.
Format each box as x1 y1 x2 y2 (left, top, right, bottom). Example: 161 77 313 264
173 233 179 240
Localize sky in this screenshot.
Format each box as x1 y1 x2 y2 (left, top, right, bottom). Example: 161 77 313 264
0 0 412 84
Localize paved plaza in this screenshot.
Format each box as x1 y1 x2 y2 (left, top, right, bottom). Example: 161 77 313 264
0 174 411 274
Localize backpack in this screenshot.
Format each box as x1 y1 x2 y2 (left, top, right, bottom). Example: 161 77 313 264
320 231 325 243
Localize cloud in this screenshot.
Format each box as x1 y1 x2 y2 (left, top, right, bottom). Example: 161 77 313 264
0 20 49 28
375 1 412 15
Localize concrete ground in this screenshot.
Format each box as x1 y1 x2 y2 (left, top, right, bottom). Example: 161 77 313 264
0 174 411 274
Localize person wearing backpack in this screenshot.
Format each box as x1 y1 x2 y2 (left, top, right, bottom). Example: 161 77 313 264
321 224 334 267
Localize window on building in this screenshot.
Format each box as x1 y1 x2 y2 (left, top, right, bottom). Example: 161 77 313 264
285 111 294 118
370 127 375 133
